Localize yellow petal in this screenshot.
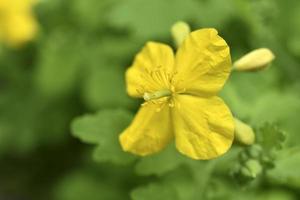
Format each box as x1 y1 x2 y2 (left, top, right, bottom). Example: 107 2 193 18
119 102 173 156
172 95 234 160
126 42 175 98
174 28 231 96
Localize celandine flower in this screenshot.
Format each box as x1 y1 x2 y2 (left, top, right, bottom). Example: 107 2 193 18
120 29 234 160
0 0 37 47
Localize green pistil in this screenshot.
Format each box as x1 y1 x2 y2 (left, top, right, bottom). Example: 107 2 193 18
143 89 172 101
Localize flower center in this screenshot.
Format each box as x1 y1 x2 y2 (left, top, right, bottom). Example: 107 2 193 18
143 89 172 101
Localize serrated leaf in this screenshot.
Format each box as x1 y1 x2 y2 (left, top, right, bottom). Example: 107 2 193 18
71 109 136 164
256 123 286 157
267 147 300 188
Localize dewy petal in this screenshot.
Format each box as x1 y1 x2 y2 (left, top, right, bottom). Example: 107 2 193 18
172 95 234 160
119 102 173 156
174 28 231 96
126 42 175 98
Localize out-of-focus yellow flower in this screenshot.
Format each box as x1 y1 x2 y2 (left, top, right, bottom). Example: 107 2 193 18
119 28 234 160
233 48 275 72
0 0 38 47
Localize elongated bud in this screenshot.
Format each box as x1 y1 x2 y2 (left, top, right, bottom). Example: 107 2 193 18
233 48 275 72
171 21 191 47
234 118 255 145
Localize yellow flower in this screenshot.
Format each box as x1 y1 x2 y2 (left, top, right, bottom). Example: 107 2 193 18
119 28 234 160
0 0 37 47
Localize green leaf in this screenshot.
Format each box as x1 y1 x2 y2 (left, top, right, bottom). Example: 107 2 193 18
267 147 300 188
135 144 189 176
256 123 286 158
71 109 136 164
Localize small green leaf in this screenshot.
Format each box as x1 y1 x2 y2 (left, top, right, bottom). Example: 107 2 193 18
256 123 286 158
71 109 136 164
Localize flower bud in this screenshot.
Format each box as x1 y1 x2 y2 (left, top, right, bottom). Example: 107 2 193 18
233 48 275 72
246 144 262 159
171 21 191 48
242 159 263 178
234 118 255 145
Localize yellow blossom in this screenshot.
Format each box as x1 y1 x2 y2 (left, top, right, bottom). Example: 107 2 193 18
0 0 38 47
119 28 234 160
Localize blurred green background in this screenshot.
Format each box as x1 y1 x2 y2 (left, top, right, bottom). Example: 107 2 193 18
1 0 300 199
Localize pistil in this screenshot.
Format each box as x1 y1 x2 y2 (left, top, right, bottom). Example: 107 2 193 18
143 89 172 101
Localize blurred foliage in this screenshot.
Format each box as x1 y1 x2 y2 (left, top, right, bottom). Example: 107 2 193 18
1 0 300 199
